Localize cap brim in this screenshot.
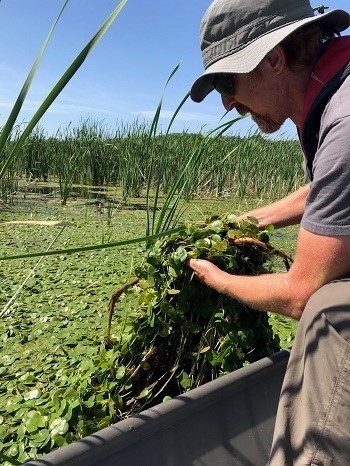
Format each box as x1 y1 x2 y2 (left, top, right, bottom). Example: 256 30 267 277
191 9 350 103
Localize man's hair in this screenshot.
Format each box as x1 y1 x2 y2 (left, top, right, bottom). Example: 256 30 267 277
281 23 339 71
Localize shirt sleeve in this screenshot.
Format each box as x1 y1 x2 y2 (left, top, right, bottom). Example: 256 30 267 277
301 110 350 236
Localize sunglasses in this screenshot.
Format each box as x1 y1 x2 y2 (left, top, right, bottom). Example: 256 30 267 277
212 73 235 98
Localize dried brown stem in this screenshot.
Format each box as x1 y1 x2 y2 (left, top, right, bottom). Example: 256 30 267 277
130 346 157 380
230 237 293 270
106 277 139 345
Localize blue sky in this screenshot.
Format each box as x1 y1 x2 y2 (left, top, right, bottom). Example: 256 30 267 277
0 0 348 139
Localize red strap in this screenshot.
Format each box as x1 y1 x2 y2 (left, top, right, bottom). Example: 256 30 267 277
301 37 350 127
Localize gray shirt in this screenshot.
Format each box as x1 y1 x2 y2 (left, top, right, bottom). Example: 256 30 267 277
301 74 350 236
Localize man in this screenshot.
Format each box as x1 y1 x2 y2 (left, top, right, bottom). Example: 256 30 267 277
188 0 350 464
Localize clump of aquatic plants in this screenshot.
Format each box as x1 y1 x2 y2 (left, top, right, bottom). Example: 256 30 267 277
106 213 291 412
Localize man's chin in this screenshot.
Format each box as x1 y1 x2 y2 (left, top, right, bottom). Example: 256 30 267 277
236 106 282 134
252 113 281 134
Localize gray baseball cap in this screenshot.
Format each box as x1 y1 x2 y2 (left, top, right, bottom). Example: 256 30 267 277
191 0 350 102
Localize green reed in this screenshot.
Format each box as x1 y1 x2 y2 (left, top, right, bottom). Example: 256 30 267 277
12 119 306 203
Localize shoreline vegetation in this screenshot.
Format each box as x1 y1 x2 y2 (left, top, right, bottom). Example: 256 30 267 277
0 120 306 206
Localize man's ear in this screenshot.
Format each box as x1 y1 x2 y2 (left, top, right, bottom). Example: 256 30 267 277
265 45 286 75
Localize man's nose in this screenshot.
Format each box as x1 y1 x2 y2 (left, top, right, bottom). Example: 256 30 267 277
221 95 237 111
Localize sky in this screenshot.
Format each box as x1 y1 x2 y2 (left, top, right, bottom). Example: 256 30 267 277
0 0 349 139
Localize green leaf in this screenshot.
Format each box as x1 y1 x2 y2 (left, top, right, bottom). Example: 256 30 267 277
49 418 69 436
53 434 67 447
194 238 211 251
25 421 39 434
227 229 244 239
138 388 152 399
1 355 17 366
206 349 221 367
246 216 259 225
62 404 73 422
206 220 223 233
182 322 202 334
29 429 51 447
172 246 187 264
7 444 18 457
211 240 227 251
17 424 26 440
25 410 46 429
116 366 126 379
227 213 238 224
83 396 95 408
140 361 150 370
24 389 41 400
265 224 275 233
177 371 192 389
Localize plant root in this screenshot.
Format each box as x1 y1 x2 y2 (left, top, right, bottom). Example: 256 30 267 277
106 277 139 346
230 237 293 270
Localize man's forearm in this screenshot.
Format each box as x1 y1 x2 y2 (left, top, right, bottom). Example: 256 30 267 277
239 184 310 229
217 271 305 319
188 259 303 319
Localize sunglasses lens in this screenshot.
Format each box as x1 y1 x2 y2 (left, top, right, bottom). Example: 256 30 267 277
213 74 234 98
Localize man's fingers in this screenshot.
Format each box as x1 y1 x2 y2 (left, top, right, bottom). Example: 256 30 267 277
186 258 198 268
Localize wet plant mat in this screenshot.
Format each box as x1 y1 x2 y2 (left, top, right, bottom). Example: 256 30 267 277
106 214 292 414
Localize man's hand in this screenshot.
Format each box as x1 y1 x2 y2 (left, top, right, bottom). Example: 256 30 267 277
187 258 228 293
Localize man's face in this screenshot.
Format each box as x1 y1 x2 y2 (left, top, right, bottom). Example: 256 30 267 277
220 64 287 134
